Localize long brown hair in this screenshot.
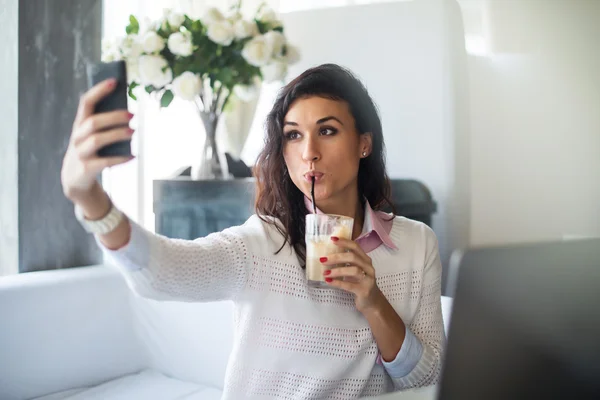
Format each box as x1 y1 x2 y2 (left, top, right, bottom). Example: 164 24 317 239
254 64 395 266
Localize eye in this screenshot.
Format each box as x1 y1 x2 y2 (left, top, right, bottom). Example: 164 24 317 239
319 126 338 136
284 130 301 140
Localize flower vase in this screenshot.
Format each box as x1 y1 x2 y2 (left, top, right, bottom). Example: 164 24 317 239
191 110 226 180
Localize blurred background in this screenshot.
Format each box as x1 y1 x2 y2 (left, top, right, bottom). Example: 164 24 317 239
1 0 599 282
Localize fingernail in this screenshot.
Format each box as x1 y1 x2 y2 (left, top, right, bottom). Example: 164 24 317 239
324 270 331 276
107 78 117 87
325 278 333 283
320 257 328 263
127 128 134 134
128 112 134 119
331 236 339 242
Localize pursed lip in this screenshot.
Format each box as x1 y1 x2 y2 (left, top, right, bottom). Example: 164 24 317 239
303 171 324 182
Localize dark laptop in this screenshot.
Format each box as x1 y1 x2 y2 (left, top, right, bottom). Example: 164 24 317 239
437 238 600 400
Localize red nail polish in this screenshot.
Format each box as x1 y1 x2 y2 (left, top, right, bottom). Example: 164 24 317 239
324 270 331 276
331 236 339 242
107 78 117 87
127 128 134 134
325 278 333 283
128 112 134 119
320 257 327 263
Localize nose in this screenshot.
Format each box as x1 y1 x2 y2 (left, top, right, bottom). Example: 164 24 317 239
301 134 321 163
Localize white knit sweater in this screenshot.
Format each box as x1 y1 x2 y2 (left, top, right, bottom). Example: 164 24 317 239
100 214 445 399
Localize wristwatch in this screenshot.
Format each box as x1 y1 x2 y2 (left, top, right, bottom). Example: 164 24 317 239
74 200 125 235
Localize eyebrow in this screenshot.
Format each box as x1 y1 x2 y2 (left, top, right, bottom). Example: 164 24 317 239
283 116 344 127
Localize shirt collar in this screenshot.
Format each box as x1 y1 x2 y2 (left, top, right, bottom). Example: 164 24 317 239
303 196 398 250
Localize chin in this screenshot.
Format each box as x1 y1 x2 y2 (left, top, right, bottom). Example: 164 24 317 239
312 185 333 202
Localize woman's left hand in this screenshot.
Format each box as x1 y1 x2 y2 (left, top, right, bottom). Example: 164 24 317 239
321 236 385 313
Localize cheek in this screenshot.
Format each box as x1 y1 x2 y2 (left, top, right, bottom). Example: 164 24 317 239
329 151 360 179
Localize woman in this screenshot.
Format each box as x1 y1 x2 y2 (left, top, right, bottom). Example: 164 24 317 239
61 64 444 398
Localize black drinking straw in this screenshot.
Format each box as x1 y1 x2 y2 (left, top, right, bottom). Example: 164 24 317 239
311 177 317 214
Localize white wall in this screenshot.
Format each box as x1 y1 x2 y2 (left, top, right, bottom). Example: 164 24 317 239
243 0 471 280
468 0 600 246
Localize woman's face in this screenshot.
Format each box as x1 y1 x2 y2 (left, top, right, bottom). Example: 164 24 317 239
282 96 372 206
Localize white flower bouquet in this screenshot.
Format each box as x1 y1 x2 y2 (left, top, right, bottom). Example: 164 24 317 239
101 4 300 178
102 4 299 108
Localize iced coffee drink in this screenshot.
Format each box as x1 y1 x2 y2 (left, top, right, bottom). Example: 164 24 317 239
305 214 354 288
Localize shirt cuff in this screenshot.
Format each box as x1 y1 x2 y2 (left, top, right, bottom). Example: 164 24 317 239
380 326 424 378
95 218 148 272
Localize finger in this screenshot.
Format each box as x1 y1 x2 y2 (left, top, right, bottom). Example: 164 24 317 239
77 127 134 159
74 110 133 143
321 252 367 269
325 277 358 293
74 78 118 127
87 155 136 172
321 253 375 277
331 236 371 262
325 266 365 279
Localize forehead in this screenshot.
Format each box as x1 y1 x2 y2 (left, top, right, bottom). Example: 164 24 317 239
284 96 352 121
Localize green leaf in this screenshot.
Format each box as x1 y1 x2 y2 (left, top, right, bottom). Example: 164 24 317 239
191 20 203 33
160 90 174 108
145 85 156 94
272 26 284 33
182 15 193 31
255 19 269 35
128 82 139 101
125 15 139 35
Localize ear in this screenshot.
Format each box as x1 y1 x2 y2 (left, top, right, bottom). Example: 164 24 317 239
359 132 373 158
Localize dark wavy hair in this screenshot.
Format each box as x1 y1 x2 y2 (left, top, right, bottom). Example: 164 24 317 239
254 63 395 266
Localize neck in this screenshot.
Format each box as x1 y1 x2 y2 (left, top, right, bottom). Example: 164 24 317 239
315 189 364 240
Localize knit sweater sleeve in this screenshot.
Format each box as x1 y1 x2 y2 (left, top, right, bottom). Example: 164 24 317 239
390 226 445 390
96 216 252 303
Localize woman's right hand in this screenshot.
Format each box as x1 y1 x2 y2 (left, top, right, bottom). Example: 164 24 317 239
61 78 135 202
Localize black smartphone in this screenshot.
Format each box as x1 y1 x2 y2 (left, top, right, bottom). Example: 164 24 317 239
86 60 132 157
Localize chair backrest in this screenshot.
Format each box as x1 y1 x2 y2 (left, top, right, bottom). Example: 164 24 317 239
129 295 235 390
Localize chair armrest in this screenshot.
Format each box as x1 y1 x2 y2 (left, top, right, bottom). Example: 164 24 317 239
0 265 146 400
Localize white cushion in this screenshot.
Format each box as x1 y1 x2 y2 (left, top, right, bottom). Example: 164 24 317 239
31 369 222 400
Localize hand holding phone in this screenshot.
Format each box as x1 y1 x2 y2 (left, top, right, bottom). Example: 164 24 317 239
86 60 132 157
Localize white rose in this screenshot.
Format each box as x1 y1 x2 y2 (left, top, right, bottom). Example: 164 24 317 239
242 35 272 67
233 19 258 39
138 55 173 88
264 30 286 57
168 12 185 29
120 34 143 59
101 38 122 62
228 11 243 22
126 60 140 84
141 31 165 54
284 44 300 65
203 7 224 24
140 17 153 34
167 31 193 57
261 60 287 83
171 71 202 101
257 7 278 23
207 20 234 46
